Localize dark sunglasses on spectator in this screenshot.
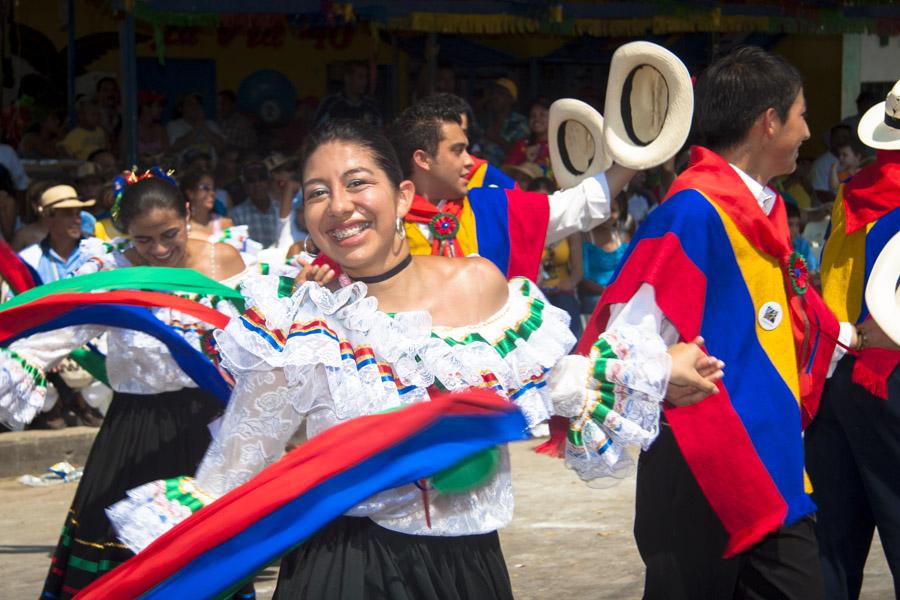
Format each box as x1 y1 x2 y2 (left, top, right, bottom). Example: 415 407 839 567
196 184 213 191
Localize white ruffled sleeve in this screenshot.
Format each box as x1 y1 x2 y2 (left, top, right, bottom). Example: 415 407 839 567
547 318 671 483
1 326 104 429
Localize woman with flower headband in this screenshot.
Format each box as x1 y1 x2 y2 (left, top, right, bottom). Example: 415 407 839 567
105 121 724 599
0 168 251 598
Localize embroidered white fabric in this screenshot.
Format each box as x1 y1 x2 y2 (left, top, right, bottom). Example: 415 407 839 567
186 275 575 537
547 318 671 483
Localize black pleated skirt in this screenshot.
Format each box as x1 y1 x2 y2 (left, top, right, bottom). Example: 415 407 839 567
40 388 222 600
273 516 514 600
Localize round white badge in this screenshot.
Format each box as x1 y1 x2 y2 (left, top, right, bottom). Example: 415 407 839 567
758 301 784 331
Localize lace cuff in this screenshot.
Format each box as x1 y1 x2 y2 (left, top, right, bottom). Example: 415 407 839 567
106 476 215 553
548 321 670 482
0 348 48 430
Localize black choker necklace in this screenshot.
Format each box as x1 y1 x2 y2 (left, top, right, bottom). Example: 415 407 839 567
350 254 413 284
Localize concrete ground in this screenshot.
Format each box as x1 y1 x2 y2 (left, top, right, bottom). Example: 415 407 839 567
0 439 893 598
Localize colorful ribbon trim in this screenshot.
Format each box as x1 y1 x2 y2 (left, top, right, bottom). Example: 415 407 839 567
77 391 527 599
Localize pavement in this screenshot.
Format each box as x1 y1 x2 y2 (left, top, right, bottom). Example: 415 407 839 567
0 434 894 598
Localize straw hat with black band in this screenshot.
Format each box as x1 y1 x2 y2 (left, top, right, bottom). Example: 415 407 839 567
549 41 693 187
858 80 900 151
37 184 95 214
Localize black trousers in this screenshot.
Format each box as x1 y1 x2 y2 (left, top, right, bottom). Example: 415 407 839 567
635 422 824 600
806 357 900 600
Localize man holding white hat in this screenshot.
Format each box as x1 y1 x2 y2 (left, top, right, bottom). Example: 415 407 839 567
579 46 893 599
808 80 900 600
19 184 96 283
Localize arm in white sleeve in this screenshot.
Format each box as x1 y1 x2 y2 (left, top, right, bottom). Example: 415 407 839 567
828 322 854 377
1 326 105 429
544 172 612 245
546 283 675 482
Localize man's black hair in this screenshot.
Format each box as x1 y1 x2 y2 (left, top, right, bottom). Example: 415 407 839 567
388 100 462 178
692 46 803 152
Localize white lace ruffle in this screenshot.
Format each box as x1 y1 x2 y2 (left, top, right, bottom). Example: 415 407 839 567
106 479 210 553
190 275 575 537
0 349 48 431
549 320 670 483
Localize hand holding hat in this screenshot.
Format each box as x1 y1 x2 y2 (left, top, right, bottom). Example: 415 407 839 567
549 41 693 187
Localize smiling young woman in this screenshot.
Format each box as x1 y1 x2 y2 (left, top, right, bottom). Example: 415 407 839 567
104 122 723 599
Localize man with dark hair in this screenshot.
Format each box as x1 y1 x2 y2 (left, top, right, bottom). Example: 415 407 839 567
388 100 635 280
416 93 514 190
581 46 891 599
312 61 383 129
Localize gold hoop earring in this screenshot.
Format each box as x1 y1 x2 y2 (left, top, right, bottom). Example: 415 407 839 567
304 237 320 257
395 217 406 240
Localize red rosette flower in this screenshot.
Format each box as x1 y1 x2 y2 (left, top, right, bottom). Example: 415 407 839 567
429 212 460 241
787 251 809 295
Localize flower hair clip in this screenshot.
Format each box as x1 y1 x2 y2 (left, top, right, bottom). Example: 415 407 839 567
111 166 177 224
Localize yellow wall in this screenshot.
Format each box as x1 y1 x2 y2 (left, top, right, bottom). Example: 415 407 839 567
772 35 843 158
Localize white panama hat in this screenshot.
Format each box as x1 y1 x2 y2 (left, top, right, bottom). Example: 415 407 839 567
603 41 693 170
865 230 900 346
548 98 611 189
858 80 900 151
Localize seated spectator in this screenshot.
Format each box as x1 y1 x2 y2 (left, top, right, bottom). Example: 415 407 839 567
59 99 108 160
811 124 851 203
18 185 95 282
75 162 104 205
230 160 281 248
137 90 169 164
11 180 55 251
89 148 119 180
775 156 815 209
181 169 233 240
217 90 257 151
18 107 63 159
167 92 226 166
478 77 529 165
312 61 383 129
95 76 122 149
624 170 657 227
215 146 244 207
505 97 551 170
829 138 867 190
579 196 630 314
786 203 820 290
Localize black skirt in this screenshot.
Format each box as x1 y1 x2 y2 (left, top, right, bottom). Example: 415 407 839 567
41 388 222 600
274 516 514 600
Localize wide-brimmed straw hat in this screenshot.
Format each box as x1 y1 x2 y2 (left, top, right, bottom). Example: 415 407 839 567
548 98 611 189
858 80 900 150
865 230 900 346
38 185 95 212
602 41 693 170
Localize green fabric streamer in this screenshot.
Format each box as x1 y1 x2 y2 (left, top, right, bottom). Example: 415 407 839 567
68 347 110 387
0 267 242 312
